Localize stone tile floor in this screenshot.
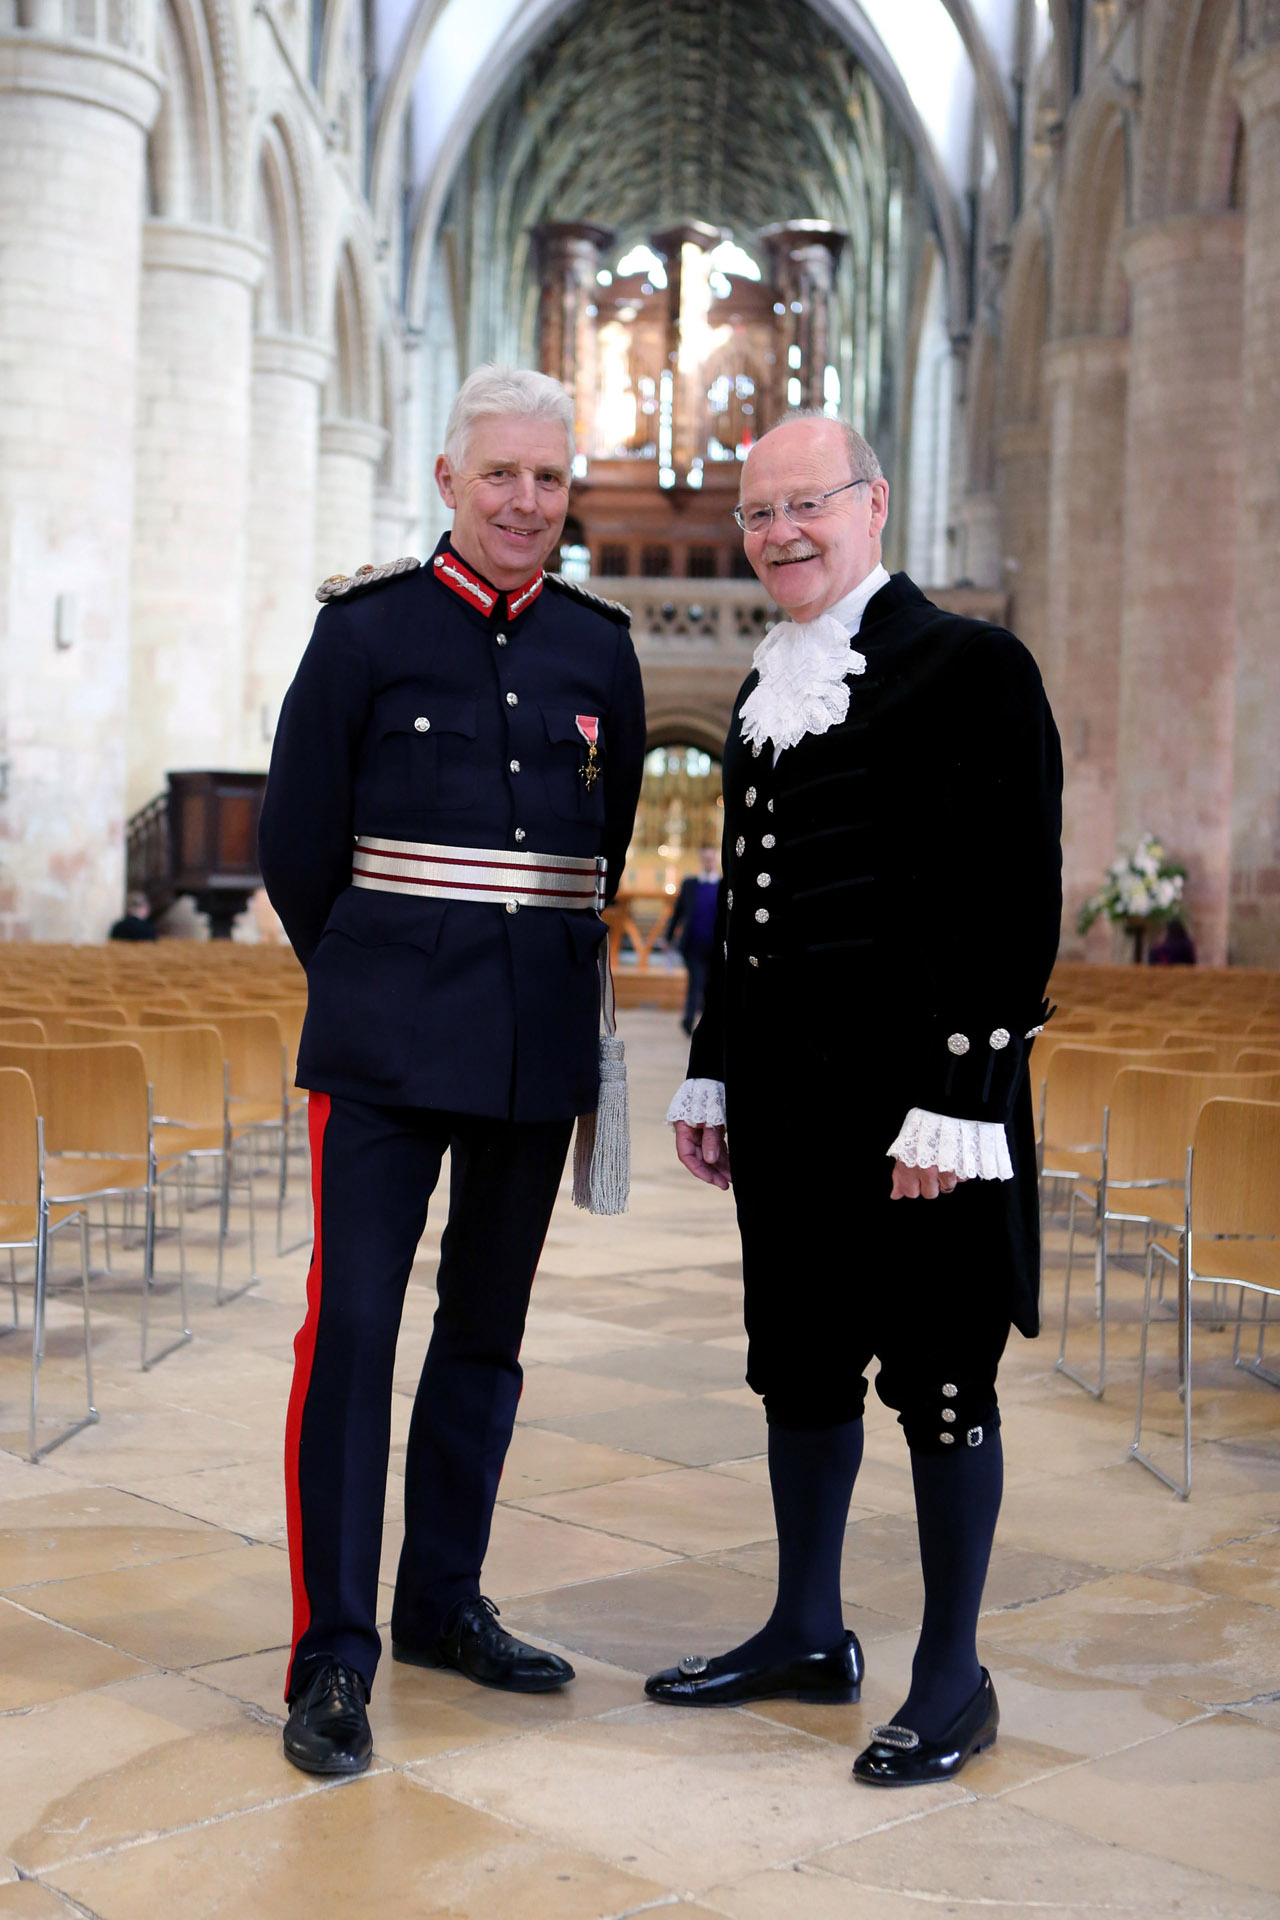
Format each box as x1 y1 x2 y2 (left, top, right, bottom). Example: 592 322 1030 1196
1 1011 1278 1917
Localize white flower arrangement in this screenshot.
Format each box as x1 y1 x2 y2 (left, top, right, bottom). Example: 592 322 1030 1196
1078 833 1186 935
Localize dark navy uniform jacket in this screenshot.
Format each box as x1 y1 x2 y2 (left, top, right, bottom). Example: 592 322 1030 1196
259 535 646 1123
688 573 1062 1336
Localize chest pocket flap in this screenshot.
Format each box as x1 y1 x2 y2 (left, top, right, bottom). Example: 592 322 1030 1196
370 692 479 811
542 709 605 750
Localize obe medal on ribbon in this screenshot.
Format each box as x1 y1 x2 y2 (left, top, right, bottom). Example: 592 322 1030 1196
576 714 601 790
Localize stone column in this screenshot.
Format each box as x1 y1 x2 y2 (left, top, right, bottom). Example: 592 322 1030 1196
1230 35 1280 964
243 333 329 771
1044 335 1129 958
534 221 613 455
652 221 722 480
996 420 1051 677
128 222 264 814
0 23 160 939
314 417 389 580
1118 216 1243 966
954 494 1001 590
759 222 847 419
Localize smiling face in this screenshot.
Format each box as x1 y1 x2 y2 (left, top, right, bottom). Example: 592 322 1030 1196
434 413 572 588
739 418 889 621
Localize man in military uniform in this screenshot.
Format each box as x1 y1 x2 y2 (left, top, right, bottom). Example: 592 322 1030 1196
259 365 645 1776
647 412 1061 1788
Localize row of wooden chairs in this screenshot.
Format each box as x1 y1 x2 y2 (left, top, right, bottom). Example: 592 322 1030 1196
0 1018 295 1459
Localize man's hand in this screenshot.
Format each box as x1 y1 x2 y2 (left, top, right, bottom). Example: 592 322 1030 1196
891 1160 964 1200
675 1121 731 1189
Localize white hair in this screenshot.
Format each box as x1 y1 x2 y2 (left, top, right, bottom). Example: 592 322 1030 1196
444 364 575 469
760 407 883 484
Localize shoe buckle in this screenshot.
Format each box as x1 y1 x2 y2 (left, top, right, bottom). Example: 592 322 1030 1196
870 1722 920 1751
677 1654 709 1677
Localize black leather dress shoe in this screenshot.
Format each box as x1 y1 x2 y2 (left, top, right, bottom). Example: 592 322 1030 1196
392 1596 574 1693
644 1630 863 1708
852 1669 999 1786
283 1659 373 1776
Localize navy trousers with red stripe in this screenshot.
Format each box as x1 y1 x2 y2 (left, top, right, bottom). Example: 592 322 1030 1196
285 1092 573 1699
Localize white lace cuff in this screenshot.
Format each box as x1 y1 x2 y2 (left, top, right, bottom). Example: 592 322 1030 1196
666 1078 727 1128
886 1108 1013 1181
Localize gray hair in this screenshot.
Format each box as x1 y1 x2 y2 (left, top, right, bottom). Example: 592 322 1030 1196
759 408 883 484
444 365 575 469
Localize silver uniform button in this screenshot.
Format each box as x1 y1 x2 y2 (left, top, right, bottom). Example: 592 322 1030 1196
727 890 734 910
767 798 774 813
748 955 759 967
414 716 430 732
942 1408 956 1423
506 691 518 707
989 1027 1010 1050
940 1432 955 1445
495 633 507 646
761 833 775 849
509 759 520 773
755 907 769 924
942 1383 958 1397
514 829 526 843
735 836 745 857
947 1033 970 1056
757 872 771 887
505 900 519 914
745 787 757 807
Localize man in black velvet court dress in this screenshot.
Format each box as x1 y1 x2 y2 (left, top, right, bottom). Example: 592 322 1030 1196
259 366 645 1775
648 411 1061 1787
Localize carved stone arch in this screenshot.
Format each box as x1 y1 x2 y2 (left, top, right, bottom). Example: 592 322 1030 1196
643 710 730 761
1138 0 1242 220
250 103 322 335
147 0 244 226
1052 82 1131 338
324 228 381 422
998 208 1050 427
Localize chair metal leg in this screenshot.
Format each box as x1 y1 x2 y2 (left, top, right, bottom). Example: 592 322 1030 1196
216 1133 259 1305
1130 1237 1190 1498
7 1247 17 1331
1057 1183 1106 1398
141 1161 192 1372
29 1207 99 1463
1234 1286 1280 1388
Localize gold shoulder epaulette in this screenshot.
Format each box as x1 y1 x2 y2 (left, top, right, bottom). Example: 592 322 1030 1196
316 556 421 604
545 573 632 625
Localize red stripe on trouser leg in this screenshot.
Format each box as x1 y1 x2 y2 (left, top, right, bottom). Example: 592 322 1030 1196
283 1090 330 1700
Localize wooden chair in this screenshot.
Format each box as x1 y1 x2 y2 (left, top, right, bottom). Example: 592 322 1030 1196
1039 1045 1217 1393
1059 1066 1280 1398
140 1008 287 1287
0 1019 47 1043
0 1068 96 1460
0 1041 190 1369
36 1006 130 1043
1235 1048 1280 1074
66 1021 238 1303
1132 1098 1280 1498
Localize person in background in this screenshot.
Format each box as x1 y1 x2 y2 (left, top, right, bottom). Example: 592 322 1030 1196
109 892 159 941
1148 917 1196 966
663 845 723 1034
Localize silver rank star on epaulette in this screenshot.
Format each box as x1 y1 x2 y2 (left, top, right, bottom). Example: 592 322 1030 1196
316 556 421 604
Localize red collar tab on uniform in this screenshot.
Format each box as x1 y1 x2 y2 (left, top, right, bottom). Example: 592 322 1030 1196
506 572 544 620
432 550 498 613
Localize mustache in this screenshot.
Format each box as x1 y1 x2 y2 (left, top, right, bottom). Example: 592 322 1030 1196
766 539 819 563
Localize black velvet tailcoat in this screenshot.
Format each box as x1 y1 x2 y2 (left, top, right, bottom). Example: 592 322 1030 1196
259 538 646 1123
688 573 1063 1342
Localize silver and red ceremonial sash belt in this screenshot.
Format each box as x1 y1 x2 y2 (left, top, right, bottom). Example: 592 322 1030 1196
351 835 607 912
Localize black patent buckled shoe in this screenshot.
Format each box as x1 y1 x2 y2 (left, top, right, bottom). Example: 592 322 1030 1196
392 1596 575 1694
644 1630 863 1708
283 1658 373 1776
852 1669 999 1786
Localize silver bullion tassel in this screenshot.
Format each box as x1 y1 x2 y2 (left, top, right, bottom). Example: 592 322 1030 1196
573 942 630 1215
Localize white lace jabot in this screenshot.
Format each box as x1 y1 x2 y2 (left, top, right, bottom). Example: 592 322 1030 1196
739 564 889 758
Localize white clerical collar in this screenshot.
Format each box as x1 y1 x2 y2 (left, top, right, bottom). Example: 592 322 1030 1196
821 562 890 636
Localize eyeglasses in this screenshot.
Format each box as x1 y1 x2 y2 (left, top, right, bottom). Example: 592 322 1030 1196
733 477 868 535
